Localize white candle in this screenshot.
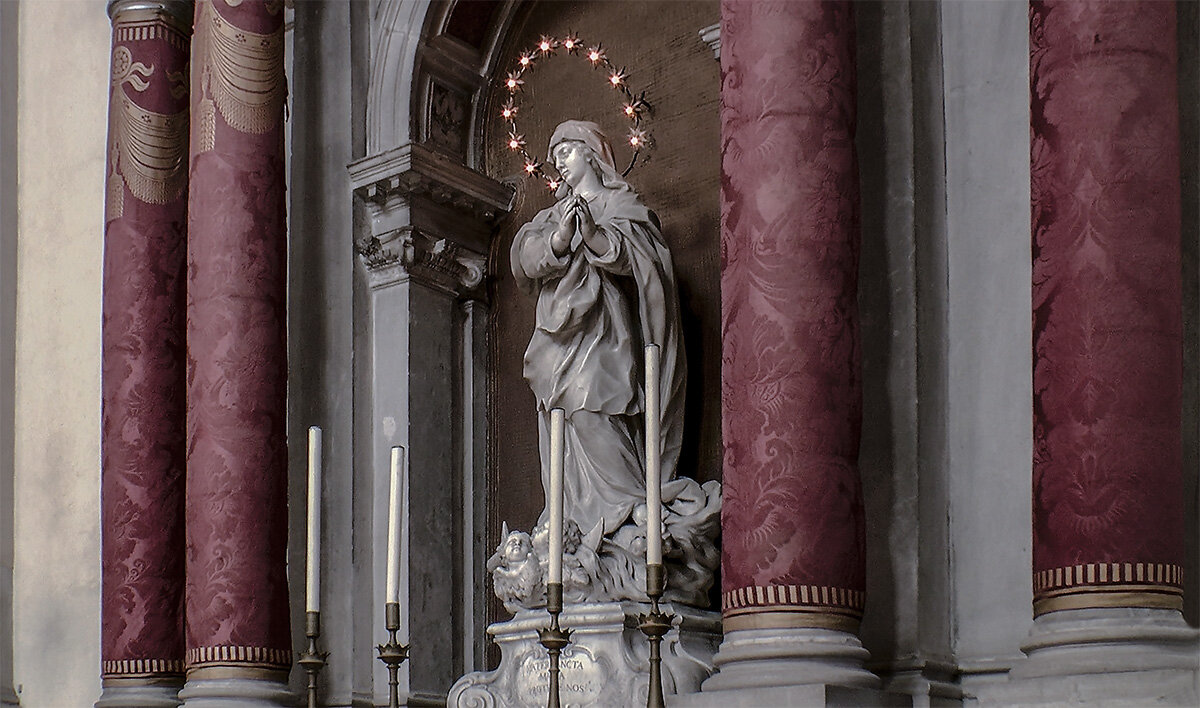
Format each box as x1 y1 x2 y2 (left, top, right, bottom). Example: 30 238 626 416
645 345 662 566
548 408 565 585
306 426 322 613
386 445 405 605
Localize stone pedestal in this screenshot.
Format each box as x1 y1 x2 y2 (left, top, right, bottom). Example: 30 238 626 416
96 678 184 708
176 671 294 708
976 608 1200 707
672 684 911 708
448 602 720 707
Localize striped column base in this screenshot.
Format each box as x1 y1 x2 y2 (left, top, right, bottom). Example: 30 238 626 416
184 645 293 671
1033 562 1184 615
722 583 865 632
102 658 185 679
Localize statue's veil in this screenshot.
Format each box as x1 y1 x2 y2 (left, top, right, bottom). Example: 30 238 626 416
547 120 631 199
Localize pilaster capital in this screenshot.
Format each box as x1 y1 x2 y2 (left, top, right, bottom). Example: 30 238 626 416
355 226 487 298
349 142 511 297
108 0 194 31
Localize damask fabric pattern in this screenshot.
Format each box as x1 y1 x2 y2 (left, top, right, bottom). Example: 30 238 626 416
719 0 866 617
101 7 190 679
185 0 291 667
1030 0 1184 609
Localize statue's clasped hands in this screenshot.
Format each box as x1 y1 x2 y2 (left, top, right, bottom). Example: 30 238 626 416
552 193 599 257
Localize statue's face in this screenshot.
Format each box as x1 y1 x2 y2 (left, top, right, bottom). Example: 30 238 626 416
504 532 531 561
552 140 592 189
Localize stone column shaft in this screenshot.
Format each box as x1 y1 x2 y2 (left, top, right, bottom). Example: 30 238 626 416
182 0 292 703
992 2 1200 701
719 0 865 634
99 2 192 704
697 0 877 696
1029 0 1184 617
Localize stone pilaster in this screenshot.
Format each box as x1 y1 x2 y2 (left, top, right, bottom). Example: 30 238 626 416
992 1 1200 701
349 142 510 704
98 2 193 705
181 1 292 705
692 0 879 698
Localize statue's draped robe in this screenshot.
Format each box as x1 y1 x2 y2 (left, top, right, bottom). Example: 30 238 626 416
513 184 688 538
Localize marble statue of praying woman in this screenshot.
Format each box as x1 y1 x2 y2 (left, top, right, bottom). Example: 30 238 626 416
512 120 692 544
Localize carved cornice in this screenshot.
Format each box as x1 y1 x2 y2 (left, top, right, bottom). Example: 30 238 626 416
355 226 487 298
349 142 510 296
349 142 513 224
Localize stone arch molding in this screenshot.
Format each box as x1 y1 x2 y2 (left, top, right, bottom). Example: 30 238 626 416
367 0 522 160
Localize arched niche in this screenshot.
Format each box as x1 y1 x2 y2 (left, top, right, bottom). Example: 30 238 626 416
351 0 720 693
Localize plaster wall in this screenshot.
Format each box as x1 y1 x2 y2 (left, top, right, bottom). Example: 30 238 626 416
0 1 19 704
12 1 108 705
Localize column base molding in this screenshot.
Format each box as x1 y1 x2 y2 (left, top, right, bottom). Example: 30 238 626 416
96 676 184 707
975 608 1199 706
673 683 912 707
696 626 883 694
178 667 294 707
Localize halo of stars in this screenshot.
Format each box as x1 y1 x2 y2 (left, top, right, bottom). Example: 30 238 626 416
500 33 651 191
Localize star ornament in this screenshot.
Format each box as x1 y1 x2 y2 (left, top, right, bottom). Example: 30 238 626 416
498 35 652 181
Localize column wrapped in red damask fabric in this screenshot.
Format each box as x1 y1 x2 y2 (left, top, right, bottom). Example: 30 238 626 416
719 0 865 628
185 0 291 670
1030 0 1184 615
101 0 191 681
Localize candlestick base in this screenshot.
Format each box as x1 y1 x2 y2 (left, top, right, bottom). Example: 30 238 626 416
376 602 410 708
297 611 329 708
639 563 675 708
539 583 573 708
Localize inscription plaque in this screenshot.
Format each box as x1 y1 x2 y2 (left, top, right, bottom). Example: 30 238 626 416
516 645 606 705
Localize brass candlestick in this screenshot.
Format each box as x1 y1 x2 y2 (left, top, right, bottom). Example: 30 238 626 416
300 614 333 708
376 602 409 708
297 610 329 708
638 563 673 708
537 582 572 708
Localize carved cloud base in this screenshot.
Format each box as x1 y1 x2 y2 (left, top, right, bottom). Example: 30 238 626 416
448 602 720 707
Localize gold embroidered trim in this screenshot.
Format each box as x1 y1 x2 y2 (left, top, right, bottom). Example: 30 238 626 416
1033 562 1183 594
102 657 185 677
1035 589 1184 615
185 645 292 669
722 609 860 634
193 0 285 150
113 13 190 50
106 45 188 222
722 583 865 614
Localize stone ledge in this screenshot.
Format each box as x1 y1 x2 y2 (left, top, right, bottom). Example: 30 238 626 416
670 684 912 707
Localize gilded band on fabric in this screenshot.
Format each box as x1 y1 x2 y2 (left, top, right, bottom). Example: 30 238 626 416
106 16 188 222
1033 562 1183 594
102 658 186 678
722 610 861 634
722 583 865 616
193 0 286 153
184 645 293 669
